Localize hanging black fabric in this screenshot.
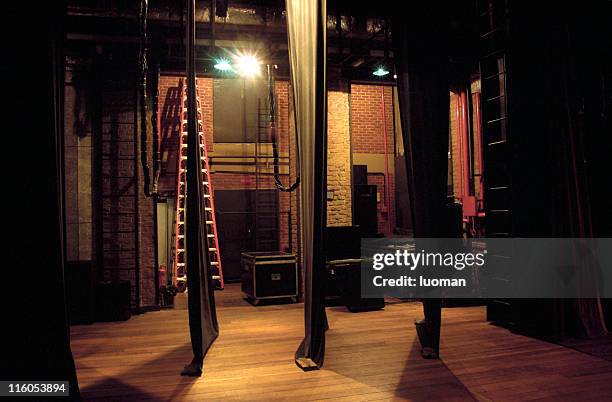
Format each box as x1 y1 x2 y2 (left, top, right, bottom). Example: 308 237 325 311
181 0 219 377
391 5 451 356
5 1 80 397
286 0 328 370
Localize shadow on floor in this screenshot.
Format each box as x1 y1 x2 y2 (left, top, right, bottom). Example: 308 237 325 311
78 344 198 401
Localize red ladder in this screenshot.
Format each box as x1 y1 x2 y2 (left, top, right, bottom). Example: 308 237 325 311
174 78 224 290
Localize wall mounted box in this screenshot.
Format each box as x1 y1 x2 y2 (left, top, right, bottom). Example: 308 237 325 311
241 251 298 304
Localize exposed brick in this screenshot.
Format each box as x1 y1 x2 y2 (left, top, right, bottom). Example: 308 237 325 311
327 90 352 226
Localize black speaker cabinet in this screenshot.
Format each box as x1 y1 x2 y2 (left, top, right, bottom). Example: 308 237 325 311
353 164 368 186
354 184 378 236
326 226 361 260
327 259 384 312
241 251 297 304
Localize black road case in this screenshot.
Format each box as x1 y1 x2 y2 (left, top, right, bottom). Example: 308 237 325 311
241 251 298 304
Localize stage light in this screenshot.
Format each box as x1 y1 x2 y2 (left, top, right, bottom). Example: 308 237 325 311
373 66 390 77
214 58 233 72
236 54 261 78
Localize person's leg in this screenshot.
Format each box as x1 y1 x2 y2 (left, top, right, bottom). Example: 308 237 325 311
416 299 442 358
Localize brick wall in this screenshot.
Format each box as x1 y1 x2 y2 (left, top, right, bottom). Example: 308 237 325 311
350 84 395 235
275 81 295 251
327 90 352 226
351 84 394 155
158 76 182 194
137 104 156 307
367 173 396 234
100 84 139 307
100 69 156 310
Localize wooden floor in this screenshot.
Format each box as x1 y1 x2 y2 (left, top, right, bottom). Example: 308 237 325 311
71 284 612 401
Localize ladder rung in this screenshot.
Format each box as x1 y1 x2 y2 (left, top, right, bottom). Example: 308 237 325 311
180 181 211 186
209 248 217 252
181 143 205 148
206 220 213 224
177 263 185 266
212 275 221 280
210 262 219 266
181 156 207 161
180 168 208 173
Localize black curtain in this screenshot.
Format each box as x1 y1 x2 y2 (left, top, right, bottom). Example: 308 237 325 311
286 0 328 370
501 1 610 337
391 5 451 239
4 1 80 398
391 4 451 353
181 0 219 376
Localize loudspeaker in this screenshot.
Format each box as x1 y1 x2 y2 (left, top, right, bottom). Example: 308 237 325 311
326 226 361 260
327 259 384 312
354 184 378 236
352 164 368 186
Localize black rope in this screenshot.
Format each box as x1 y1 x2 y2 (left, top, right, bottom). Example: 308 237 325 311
268 64 300 192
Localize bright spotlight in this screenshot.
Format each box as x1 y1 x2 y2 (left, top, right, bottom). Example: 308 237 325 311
236 54 261 78
373 66 390 77
214 58 233 72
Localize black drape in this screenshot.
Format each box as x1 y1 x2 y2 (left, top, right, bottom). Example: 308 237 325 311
392 5 450 238
391 4 451 352
4 1 80 398
498 1 610 337
286 0 328 370
181 0 219 376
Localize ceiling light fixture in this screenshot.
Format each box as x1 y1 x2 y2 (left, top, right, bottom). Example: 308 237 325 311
373 66 390 77
213 58 233 72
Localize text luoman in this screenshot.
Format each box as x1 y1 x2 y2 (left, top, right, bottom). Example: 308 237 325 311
373 276 466 287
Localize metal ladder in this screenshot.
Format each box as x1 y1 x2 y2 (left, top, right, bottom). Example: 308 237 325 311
174 78 224 290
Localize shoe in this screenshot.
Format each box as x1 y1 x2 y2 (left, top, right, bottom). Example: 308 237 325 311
421 346 439 359
415 320 440 359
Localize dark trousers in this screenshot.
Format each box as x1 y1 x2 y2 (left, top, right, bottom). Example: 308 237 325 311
419 299 442 352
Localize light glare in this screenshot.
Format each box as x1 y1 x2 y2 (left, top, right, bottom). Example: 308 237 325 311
236 54 261 77
214 58 233 71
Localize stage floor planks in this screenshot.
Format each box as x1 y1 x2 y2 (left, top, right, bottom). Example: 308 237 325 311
71 284 612 401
